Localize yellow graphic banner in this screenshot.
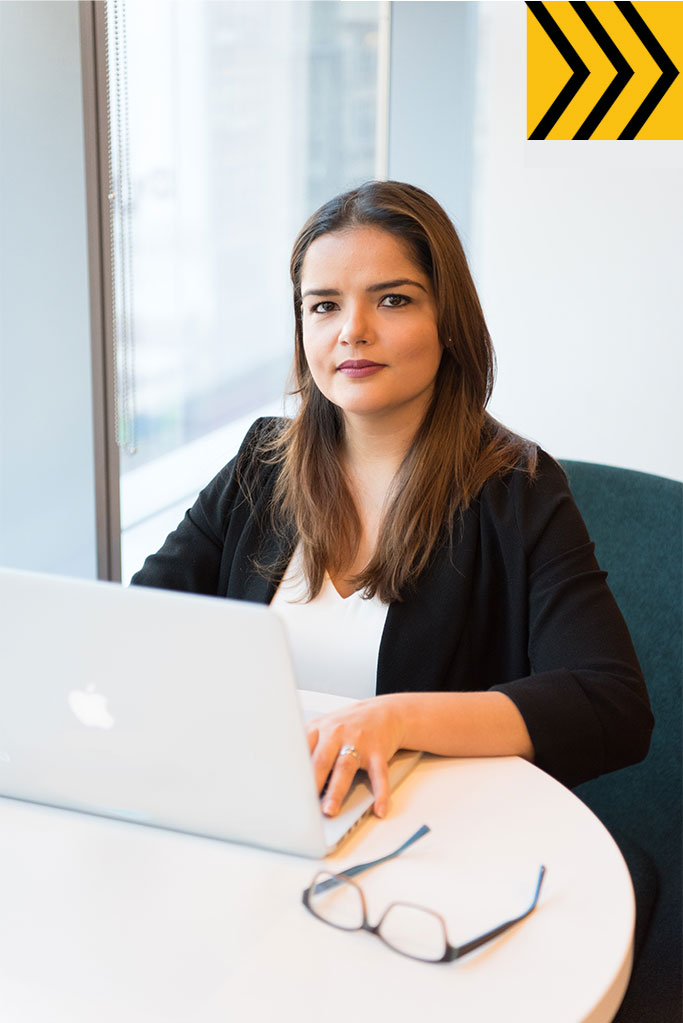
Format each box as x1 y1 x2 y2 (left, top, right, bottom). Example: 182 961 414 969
527 1 682 139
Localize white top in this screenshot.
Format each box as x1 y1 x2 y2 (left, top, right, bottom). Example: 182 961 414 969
270 543 389 700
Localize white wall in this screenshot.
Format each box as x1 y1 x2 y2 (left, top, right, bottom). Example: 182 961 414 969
0 1 97 575
470 2 683 481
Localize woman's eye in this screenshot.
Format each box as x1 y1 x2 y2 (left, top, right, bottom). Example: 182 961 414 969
311 300 337 314
380 294 410 308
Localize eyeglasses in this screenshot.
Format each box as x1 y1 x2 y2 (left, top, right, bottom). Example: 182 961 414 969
302 825 546 963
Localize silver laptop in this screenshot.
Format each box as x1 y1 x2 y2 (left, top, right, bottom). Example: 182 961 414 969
0 567 419 858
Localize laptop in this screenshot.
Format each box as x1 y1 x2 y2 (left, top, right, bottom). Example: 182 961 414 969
0 567 420 858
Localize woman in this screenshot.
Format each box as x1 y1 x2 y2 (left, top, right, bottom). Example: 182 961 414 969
132 180 653 819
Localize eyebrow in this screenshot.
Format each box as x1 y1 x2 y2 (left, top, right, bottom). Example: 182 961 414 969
301 278 428 299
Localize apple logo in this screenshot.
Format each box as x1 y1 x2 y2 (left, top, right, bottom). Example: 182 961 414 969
68 683 115 729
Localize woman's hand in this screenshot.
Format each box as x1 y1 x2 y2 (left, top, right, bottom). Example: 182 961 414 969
306 695 404 819
306 690 534 819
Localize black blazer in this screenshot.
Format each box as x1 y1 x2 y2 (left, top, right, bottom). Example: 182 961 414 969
132 418 653 789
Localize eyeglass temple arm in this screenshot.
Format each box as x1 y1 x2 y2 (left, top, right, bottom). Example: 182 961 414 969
339 824 431 881
307 825 431 896
446 865 546 962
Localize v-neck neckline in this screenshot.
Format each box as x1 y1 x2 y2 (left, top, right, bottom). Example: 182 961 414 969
325 572 359 602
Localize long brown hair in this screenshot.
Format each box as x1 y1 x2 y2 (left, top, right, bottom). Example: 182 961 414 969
256 180 536 602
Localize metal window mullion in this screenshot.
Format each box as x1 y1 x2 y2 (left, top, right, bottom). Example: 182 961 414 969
79 0 122 581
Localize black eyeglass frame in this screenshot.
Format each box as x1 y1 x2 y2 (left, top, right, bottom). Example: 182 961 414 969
302 826 546 964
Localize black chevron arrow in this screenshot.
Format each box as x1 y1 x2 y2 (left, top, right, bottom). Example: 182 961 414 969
571 2 634 139
616 1 680 140
527 2 590 140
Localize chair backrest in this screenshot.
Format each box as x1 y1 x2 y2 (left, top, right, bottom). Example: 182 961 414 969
561 459 682 1018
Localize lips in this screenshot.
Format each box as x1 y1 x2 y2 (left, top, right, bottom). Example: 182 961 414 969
337 360 384 370
336 360 386 379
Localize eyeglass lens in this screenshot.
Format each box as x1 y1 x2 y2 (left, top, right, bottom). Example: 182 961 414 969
378 902 447 961
309 872 364 930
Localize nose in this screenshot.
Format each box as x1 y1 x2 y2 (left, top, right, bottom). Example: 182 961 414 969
339 302 372 346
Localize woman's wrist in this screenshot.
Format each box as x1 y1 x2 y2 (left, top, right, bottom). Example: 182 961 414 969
374 692 411 752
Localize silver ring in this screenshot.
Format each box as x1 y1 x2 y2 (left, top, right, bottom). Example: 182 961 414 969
339 744 360 765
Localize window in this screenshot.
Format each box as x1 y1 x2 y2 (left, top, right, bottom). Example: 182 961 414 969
106 0 386 579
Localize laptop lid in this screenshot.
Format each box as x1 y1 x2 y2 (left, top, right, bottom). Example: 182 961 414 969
0 568 418 858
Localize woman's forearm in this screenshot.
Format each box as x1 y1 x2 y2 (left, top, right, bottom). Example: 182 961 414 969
384 691 535 762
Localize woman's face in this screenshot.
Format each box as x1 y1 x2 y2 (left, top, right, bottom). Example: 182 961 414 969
300 226 442 430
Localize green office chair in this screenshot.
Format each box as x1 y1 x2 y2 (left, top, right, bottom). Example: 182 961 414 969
560 460 682 1023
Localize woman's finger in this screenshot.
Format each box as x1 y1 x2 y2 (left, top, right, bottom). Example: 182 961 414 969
366 752 390 818
321 748 360 817
311 734 344 796
306 725 319 755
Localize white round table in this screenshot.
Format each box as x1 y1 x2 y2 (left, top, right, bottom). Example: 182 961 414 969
0 754 633 1023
